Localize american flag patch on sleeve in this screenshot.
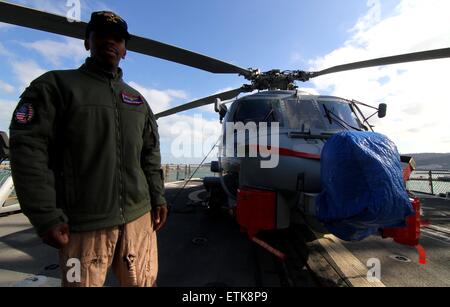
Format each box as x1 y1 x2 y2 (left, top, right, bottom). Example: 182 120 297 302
14 103 35 124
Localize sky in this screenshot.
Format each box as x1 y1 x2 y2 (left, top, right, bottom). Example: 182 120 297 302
0 0 449 164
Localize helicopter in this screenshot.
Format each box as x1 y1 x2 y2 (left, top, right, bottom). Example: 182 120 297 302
1 1 449 245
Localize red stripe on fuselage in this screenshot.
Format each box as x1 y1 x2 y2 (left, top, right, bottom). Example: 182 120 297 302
248 145 321 160
278 148 321 160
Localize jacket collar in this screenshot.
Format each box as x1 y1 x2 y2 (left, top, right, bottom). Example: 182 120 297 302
80 57 123 81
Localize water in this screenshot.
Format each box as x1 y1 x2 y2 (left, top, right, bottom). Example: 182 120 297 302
0 169 10 186
3 165 449 195
164 165 215 183
1 165 215 186
407 171 450 195
407 181 450 195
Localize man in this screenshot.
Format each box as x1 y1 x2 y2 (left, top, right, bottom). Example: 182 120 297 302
9 11 168 287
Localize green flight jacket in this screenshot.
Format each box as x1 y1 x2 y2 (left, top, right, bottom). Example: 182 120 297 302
9 58 166 235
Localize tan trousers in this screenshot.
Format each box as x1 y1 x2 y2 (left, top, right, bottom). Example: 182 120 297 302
59 213 158 287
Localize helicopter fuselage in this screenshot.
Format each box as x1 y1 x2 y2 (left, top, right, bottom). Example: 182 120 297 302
207 90 374 231
219 90 367 191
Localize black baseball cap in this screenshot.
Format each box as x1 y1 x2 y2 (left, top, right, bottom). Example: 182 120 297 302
85 11 130 41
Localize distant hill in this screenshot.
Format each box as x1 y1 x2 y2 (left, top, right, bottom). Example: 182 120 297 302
403 153 450 170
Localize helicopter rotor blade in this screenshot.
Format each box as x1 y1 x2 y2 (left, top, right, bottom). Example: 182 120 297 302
0 1 252 77
0 1 85 38
155 87 248 119
128 36 252 77
308 47 450 79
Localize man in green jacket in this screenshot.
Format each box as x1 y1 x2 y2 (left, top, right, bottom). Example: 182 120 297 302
9 11 168 287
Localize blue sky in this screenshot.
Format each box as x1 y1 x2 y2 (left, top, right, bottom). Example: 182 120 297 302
1 0 450 163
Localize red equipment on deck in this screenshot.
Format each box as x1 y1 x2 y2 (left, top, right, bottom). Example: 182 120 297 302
382 198 421 247
236 187 276 238
382 197 426 264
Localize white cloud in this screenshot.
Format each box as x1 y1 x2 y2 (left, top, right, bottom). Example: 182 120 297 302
298 87 320 95
0 99 17 132
82 0 116 16
21 38 88 66
195 87 243 114
0 22 14 30
124 82 224 163
164 89 188 100
213 87 236 96
158 113 222 164
158 113 221 141
11 59 46 89
8 0 119 22
0 43 13 57
290 52 304 64
10 0 70 16
128 81 188 114
308 0 450 153
6 0 115 24
198 103 216 114
350 0 381 39
154 86 247 163
0 80 15 94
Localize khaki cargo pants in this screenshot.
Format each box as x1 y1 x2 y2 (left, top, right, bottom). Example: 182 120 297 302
59 213 158 287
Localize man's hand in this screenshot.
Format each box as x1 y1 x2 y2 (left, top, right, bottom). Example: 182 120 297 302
152 205 168 232
41 224 70 249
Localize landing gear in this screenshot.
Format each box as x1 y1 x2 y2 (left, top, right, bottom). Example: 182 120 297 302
203 172 239 214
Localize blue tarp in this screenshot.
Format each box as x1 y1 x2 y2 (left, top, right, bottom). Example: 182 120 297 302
316 131 414 241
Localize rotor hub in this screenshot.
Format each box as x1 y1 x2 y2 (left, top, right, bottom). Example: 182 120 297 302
244 69 312 91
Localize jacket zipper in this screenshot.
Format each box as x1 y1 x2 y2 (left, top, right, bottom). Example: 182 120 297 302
110 79 126 224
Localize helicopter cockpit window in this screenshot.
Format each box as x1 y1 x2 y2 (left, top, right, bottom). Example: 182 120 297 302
283 100 325 132
318 100 363 131
234 100 278 123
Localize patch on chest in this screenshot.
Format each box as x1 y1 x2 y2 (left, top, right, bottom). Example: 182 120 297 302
121 92 144 106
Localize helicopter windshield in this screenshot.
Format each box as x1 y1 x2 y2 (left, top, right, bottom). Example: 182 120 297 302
318 100 363 131
283 99 325 132
233 100 278 123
